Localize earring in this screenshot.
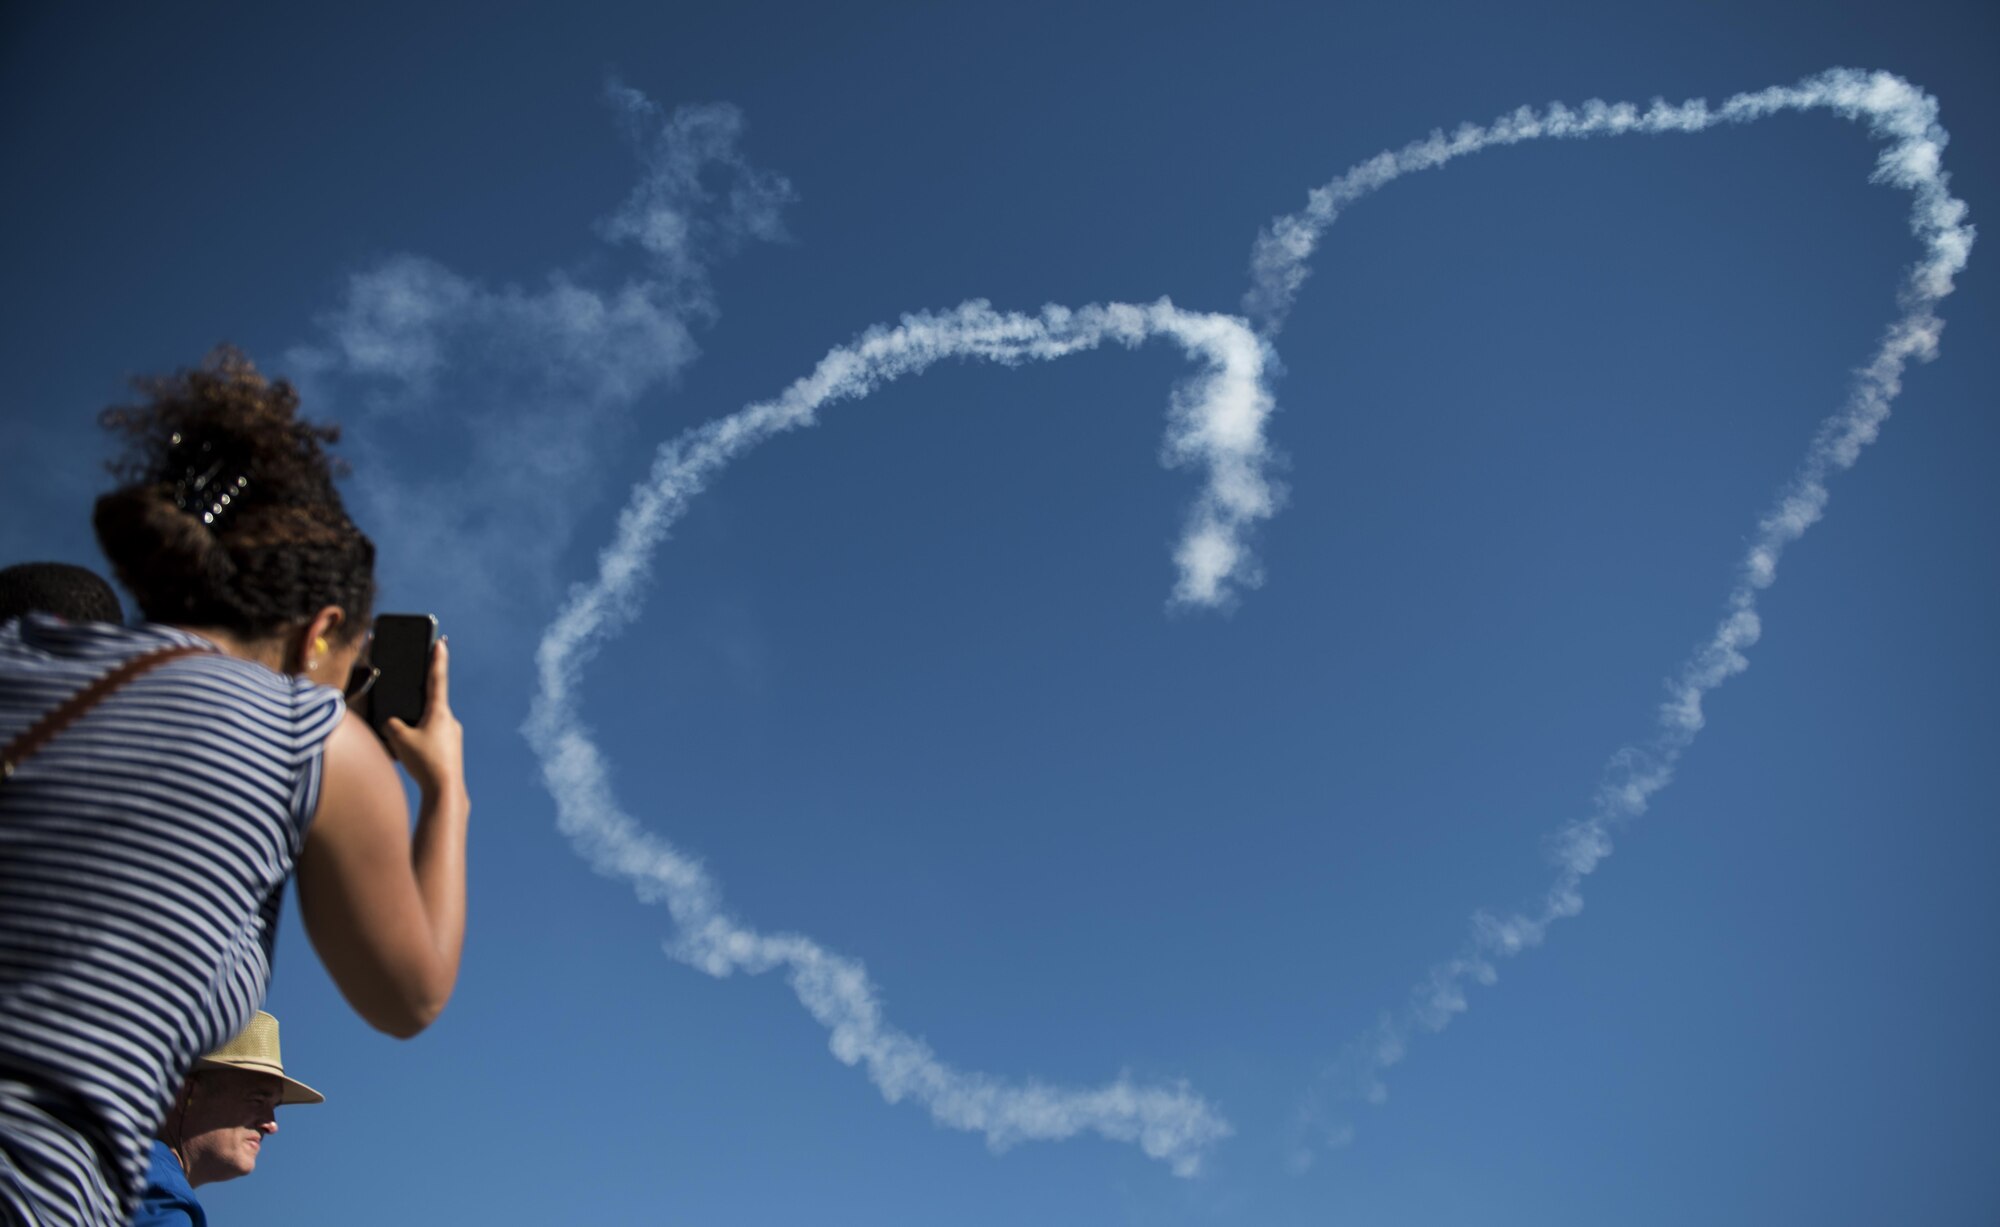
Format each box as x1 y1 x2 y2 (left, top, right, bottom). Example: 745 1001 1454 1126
314 636 330 654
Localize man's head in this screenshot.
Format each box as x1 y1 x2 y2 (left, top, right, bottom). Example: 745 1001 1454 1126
172 1067 284 1186
0 561 122 624
165 1011 323 1187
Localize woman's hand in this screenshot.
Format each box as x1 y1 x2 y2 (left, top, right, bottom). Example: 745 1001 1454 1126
381 637 466 805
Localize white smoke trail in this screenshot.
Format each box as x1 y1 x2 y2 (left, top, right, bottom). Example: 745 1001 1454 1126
1261 69 1974 1156
526 298 1279 1175
286 87 795 622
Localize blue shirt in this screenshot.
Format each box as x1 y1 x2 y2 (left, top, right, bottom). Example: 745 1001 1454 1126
130 1141 204 1227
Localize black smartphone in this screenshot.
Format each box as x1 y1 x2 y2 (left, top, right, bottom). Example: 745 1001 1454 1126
362 613 438 736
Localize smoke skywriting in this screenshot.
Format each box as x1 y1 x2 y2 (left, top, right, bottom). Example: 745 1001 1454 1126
526 299 1275 1175
1245 68 1974 1160
287 85 795 619
526 68 1969 1175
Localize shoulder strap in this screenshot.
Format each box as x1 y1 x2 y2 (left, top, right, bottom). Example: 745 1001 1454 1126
1 643 214 782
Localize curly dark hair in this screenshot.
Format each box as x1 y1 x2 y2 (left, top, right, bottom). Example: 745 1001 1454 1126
92 346 376 640
0 562 123 625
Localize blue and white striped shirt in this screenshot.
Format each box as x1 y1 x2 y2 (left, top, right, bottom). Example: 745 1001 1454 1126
0 617 342 1226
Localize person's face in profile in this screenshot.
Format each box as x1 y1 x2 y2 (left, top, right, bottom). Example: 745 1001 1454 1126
179 1069 283 1186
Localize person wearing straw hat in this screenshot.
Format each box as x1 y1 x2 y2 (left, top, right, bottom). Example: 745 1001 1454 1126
132 1011 322 1227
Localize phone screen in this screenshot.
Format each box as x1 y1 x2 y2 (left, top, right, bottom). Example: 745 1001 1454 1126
364 613 437 736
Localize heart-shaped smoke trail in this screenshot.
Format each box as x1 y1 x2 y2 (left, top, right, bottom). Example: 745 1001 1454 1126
1241 68 1973 1161
529 67 1971 1177
526 299 1276 1175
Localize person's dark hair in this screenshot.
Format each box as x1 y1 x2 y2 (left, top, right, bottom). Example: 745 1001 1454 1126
92 347 375 640
0 562 124 625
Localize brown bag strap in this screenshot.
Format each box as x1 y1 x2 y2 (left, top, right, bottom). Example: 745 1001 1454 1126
1 644 214 782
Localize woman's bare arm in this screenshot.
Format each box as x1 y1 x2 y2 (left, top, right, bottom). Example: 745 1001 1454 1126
296 640 468 1037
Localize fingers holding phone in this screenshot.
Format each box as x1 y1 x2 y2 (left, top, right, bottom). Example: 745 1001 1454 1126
364 613 466 805
385 637 464 804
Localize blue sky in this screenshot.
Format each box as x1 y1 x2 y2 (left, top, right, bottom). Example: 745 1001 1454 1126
3 2 1996 1223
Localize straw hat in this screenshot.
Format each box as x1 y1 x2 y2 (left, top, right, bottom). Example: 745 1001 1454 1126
193 1011 324 1106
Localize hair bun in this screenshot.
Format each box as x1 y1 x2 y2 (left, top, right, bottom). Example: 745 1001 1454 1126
92 346 375 636
92 486 240 623
166 431 256 530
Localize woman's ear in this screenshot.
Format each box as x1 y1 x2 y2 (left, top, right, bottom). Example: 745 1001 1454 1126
296 605 348 675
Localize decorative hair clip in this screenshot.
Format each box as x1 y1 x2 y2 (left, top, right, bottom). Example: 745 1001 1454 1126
168 432 251 529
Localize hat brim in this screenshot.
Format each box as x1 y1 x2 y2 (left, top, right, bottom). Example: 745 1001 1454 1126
194 1055 324 1106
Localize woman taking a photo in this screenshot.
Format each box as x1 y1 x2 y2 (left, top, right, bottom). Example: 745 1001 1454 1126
0 349 470 1226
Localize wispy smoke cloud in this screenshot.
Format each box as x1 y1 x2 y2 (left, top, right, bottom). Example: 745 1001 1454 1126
526 298 1280 1174
1265 69 1974 1161
598 81 795 299
284 86 795 617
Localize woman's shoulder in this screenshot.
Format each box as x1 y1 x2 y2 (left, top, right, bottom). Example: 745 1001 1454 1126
4 617 346 746
4 612 146 657
133 629 349 753
1 617 172 693
3 615 224 664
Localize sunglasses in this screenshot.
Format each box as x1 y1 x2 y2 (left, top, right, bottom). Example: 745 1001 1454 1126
342 630 379 703
344 662 380 703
